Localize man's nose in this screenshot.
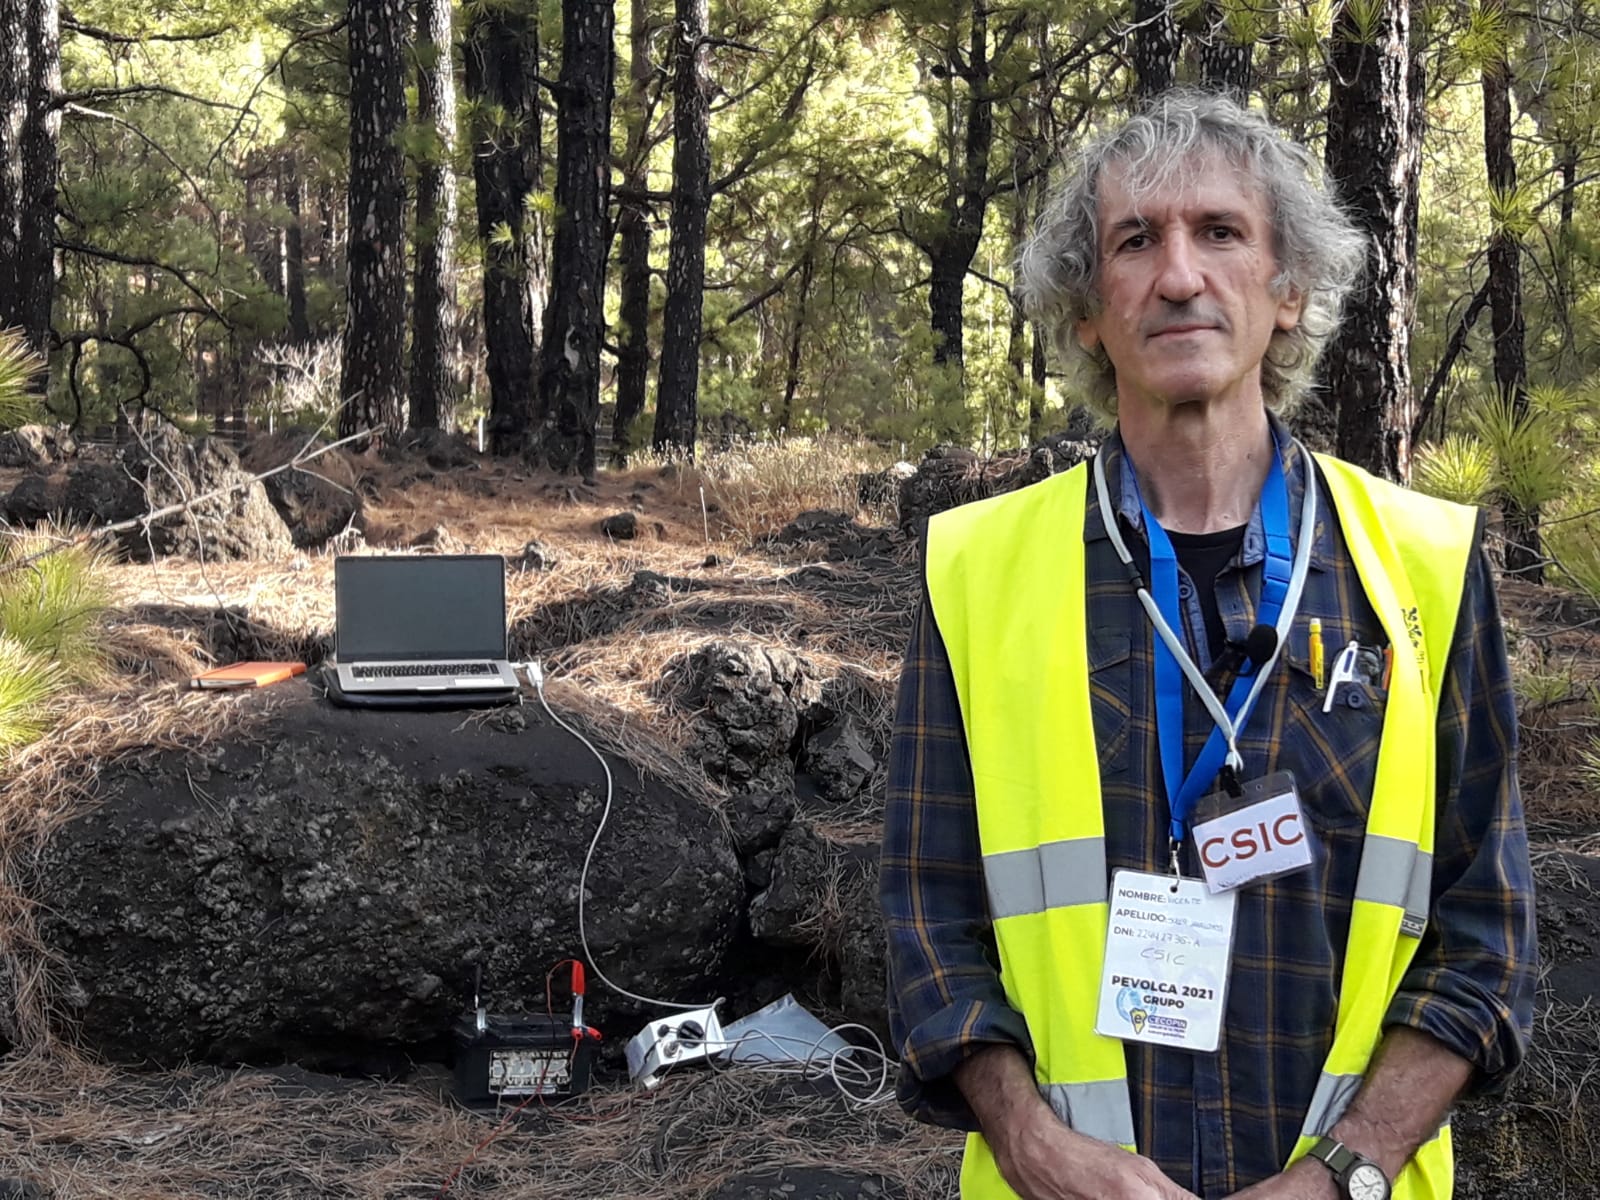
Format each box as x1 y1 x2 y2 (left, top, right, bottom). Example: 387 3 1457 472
1155 233 1204 301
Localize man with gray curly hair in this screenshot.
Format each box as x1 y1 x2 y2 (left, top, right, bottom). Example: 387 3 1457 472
882 90 1534 1200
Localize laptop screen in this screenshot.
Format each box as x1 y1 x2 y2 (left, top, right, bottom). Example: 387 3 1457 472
335 555 508 661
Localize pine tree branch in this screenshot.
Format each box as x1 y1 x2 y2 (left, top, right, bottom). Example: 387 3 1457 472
55 85 248 113
207 17 348 173
54 240 227 324
1412 280 1492 442
63 103 223 238
61 14 230 43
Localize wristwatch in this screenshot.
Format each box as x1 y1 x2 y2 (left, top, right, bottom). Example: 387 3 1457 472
1306 1137 1391 1200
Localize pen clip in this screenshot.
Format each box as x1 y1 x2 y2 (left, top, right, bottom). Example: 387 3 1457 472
1322 641 1360 713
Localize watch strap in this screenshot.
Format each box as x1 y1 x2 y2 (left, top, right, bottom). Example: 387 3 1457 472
1307 1136 1391 1198
1307 1136 1358 1177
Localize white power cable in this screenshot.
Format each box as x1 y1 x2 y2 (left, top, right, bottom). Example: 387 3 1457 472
520 658 899 1107
520 659 709 1013
714 1024 897 1109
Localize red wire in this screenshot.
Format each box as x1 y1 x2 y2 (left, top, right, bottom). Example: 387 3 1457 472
433 959 585 1197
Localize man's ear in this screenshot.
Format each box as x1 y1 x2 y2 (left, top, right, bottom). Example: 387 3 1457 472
1274 287 1304 333
1075 315 1101 352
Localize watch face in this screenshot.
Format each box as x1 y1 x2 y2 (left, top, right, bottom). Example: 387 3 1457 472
1347 1162 1389 1200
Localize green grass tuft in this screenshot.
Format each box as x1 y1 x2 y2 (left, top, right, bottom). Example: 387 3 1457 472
1413 434 1496 506
0 327 42 429
0 636 63 752
0 530 115 683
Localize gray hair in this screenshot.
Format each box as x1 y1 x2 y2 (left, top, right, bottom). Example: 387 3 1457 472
1017 89 1366 420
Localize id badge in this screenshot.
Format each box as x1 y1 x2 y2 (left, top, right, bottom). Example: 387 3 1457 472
1095 870 1237 1053
1190 770 1316 894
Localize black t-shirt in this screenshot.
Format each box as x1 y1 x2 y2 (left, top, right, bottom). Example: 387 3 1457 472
1166 523 1248 662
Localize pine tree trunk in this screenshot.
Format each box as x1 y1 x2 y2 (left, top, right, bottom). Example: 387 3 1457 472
1556 140 1577 347
1324 0 1414 482
778 241 815 433
653 0 711 455
612 0 654 460
464 6 539 455
317 183 339 282
1482 12 1538 580
1133 0 1180 97
282 154 311 343
408 0 460 432
0 0 28 333
1007 141 1030 433
534 0 614 479
10 0 58 364
927 0 1005 371
1030 328 1047 440
1196 1 1251 103
339 0 409 440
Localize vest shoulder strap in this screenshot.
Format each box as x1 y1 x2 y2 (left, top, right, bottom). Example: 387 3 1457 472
1313 453 1480 699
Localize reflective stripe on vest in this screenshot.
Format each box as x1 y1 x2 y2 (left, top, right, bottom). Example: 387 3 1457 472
925 453 1477 1199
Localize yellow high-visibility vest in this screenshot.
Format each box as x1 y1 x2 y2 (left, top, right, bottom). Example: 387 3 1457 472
922 453 1478 1199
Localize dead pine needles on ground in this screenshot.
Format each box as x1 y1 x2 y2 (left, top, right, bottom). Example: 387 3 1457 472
0 436 943 1197
0 1047 962 1199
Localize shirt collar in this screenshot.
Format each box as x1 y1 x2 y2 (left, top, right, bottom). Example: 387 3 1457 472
1083 411 1336 571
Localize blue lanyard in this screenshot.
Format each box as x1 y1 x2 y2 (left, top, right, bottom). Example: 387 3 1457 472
1137 451 1293 845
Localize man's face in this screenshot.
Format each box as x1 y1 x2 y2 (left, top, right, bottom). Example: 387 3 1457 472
1075 156 1303 416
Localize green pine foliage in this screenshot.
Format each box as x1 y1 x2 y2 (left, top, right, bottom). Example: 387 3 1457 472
1412 434 1496 506
19 0 1600 482
0 533 115 684
0 328 42 429
1465 385 1588 512
0 530 115 754
0 637 62 753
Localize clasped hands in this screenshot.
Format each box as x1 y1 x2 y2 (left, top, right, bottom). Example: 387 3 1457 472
991 1104 1339 1200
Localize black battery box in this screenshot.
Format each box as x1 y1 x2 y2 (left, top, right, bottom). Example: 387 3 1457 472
451 1012 595 1105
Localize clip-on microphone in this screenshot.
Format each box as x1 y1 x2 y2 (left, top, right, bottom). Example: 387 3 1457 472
1206 623 1280 690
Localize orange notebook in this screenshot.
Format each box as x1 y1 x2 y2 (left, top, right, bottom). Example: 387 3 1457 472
190 661 307 689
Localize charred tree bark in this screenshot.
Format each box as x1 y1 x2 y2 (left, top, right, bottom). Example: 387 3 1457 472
282 154 311 343
18 0 58 362
612 0 656 460
927 2 1014 371
653 0 711 455
1196 1 1251 103
464 5 540 455
534 0 614 479
1482 9 1538 580
0 0 29 333
1007 125 1032 438
778 239 815 434
1323 0 1414 482
0 0 59 366
339 0 409 440
1133 0 1180 98
408 0 460 432
1555 140 1577 351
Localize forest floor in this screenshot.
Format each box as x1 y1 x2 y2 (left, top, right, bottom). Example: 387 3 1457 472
1 443 1598 1198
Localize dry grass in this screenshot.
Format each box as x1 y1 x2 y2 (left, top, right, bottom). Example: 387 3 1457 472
637 436 899 545
1498 578 1600 832
0 444 917 1058
0 1046 962 1199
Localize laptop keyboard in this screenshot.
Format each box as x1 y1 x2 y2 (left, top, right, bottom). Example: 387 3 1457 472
351 662 497 679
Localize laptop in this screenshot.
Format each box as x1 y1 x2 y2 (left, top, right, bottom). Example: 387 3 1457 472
332 555 521 695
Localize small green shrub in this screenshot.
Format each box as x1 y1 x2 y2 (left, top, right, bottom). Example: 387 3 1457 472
0 532 114 683
1413 434 1496 506
0 327 42 430
0 636 62 751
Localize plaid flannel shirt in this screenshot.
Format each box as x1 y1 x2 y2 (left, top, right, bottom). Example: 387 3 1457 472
880 426 1537 1197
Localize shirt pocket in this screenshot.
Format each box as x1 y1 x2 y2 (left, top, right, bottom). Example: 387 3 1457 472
1280 655 1387 832
1089 632 1132 778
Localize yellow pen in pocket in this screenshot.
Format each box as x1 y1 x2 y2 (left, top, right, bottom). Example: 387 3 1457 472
1309 618 1324 689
